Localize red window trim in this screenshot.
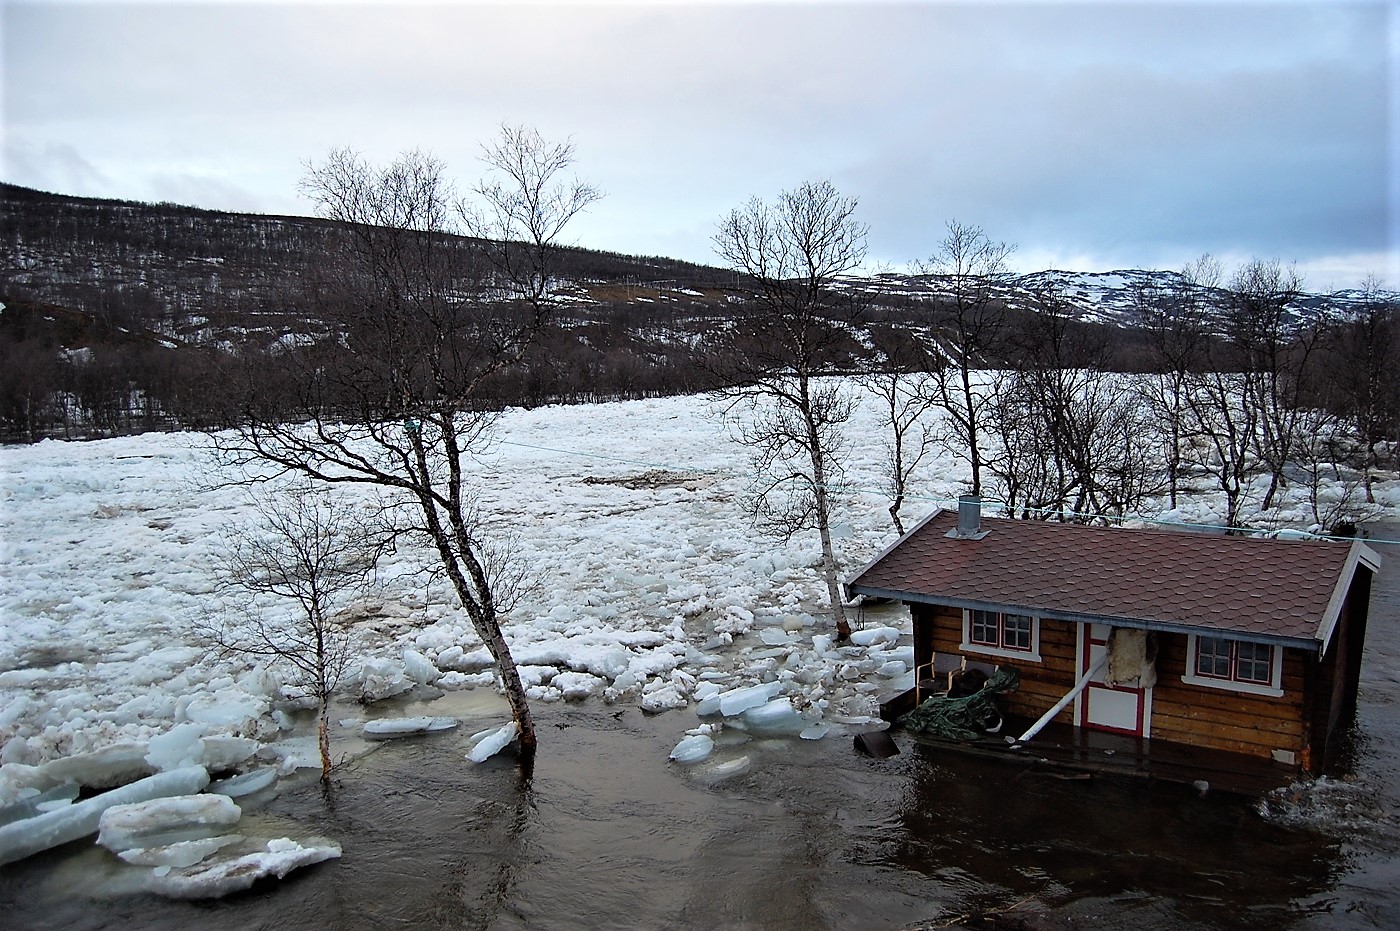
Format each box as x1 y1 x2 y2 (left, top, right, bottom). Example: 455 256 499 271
1195 636 1273 685
970 609 1033 654
1182 633 1283 698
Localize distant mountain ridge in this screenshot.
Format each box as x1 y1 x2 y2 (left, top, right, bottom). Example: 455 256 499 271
4 182 1391 353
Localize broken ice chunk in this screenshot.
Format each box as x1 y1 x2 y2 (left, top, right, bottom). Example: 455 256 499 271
641 684 688 713
208 768 278 799
740 697 807 735
145 724 208 772
98 794 241 852
0 766 210 866
850 626 901 647
552 671 605 701
694 685 724 716
693 681 722 701
759 628 794 646
717 681 783 717
697 755 751 784
869 646 916 666
799 722 831 740
361 717 459 739
402 649 439 686
0 782 79 827
669 735 714 764
117 834 242 868
182 690 271 736
466 722 519 763
144 837 341 899
354 658 414 701
199 736 260 773
41 742 154 790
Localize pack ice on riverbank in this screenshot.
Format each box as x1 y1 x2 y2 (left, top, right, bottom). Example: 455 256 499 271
4 389 1383 799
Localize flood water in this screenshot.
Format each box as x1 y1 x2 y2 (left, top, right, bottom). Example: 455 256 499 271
4 532 1400 930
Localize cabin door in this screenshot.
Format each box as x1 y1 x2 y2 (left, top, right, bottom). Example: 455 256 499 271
1079 624 1148 736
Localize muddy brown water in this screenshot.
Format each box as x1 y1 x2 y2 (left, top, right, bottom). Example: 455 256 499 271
4 532 1400 930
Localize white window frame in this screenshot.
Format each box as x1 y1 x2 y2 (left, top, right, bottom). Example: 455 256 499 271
1181 633 1284 698
960 608 1042 663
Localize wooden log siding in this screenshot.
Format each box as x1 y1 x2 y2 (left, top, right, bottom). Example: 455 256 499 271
1146 633 1308 761
913 605 1081 725
912 605 1311 762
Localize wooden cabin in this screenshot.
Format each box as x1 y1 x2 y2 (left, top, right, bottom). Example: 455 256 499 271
845 498 1380 780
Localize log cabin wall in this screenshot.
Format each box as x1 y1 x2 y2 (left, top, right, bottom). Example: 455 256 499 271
1150 633 1308 762
911 604 1313 763
912 605 1081 725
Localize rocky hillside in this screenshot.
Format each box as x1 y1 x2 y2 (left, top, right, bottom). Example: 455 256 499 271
4 183 1392 442
8 183 1385 353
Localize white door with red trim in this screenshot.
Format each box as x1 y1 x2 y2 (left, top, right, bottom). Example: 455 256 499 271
1079 623 1149 736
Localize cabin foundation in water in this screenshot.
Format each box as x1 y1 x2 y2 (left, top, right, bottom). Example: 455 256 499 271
846 498 1380 793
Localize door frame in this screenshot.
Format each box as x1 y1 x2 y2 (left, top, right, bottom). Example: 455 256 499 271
1075 623 1152 737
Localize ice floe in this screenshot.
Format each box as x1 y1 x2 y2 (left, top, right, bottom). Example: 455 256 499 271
361 716 459 739
97 793 242 852
0 765 210 866
143 837 341 899
208 768 279 798
466 722 519 763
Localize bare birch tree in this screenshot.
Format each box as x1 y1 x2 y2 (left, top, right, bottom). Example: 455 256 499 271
217 129 599 766
986 284 1159 522
709 180 868 640
207 486 377 784
859 331 939 534
1224 259 1318 511
1327 275 1400 503
1132 258 1211 508
917 221 1014 496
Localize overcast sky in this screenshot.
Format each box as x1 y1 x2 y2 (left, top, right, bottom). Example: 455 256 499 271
4 1 1396 289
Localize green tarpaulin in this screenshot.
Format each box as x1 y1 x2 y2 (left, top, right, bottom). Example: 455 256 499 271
901 665 1021 741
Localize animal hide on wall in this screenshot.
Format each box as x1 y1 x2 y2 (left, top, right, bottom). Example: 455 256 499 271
1105 628 1158 689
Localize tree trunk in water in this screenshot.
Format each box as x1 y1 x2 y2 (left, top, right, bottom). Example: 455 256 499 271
317 700 332 785
820 524 851 641
431 517 537 768
478 612 537 767
809 435 850 641
815 490 850 641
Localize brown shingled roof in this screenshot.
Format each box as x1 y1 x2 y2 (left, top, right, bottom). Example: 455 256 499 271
846 509 1379 646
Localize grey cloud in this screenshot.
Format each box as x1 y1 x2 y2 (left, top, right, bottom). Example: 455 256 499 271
3 2 1391 285
146 172 267 214
3 140 111 195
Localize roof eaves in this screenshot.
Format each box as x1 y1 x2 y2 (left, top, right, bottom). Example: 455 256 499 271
847 584 1322 651
1313 540 1383 647
843 507 949 598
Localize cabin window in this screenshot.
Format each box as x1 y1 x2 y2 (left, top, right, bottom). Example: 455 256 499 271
1182 634 1284 697
961 609 1041 662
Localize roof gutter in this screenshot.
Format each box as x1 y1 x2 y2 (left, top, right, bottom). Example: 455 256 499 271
844 583 1324 651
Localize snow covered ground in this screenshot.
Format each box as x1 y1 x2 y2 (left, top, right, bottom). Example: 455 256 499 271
2 382 1394 802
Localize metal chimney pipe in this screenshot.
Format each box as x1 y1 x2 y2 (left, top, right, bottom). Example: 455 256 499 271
957 495 981 537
